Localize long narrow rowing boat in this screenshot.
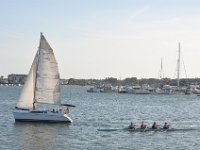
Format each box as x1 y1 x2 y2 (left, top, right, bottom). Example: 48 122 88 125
98 128 198 132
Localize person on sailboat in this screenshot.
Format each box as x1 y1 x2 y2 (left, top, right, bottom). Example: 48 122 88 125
152 122 159 129
63 107 69 114
129 122 136 129
140 121 147 129
163 122 170 129
66 107 69 114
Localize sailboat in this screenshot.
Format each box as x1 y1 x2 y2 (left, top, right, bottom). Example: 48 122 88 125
154 58 172 95
13 33 73 123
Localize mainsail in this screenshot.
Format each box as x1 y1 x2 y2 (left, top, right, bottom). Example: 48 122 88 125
17 33 60 109
35 34 60 104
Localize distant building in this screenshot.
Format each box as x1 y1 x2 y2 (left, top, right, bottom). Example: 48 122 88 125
0 75 8 84
7 74 27 84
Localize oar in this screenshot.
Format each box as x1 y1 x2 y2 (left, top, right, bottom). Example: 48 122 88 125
61 103 76 107
143 127 149 132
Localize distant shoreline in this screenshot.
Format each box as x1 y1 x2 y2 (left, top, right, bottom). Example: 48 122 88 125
1 74 200 87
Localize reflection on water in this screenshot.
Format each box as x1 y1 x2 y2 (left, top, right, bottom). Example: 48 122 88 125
14 122 70 150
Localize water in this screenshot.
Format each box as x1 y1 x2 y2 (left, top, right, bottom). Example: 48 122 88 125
1 86 200 150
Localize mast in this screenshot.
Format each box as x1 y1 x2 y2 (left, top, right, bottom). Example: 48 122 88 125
159 58 163 79
177 42 181 89
33 32 42 110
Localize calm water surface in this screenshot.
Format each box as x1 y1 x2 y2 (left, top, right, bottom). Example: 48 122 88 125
1 86 200 150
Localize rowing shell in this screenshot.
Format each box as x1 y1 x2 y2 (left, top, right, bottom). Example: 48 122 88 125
98 128 198 132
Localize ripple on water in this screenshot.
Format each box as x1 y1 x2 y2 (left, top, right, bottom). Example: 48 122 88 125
1 86 200 149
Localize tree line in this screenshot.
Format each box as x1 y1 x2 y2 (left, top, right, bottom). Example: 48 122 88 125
66 77 200 87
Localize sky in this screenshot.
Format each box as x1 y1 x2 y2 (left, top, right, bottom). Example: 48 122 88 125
1 0 200 79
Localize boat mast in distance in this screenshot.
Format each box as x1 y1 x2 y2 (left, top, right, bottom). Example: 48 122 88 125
159 58 164 79
177 42 181 90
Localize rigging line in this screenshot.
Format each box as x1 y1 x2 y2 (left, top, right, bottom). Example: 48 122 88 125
181 55 187 78
173 61 177 79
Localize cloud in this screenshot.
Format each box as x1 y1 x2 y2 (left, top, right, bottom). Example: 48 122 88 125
122 6 150 25
0 27 24 39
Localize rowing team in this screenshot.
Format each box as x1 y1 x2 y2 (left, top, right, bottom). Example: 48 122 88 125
129 121 170 129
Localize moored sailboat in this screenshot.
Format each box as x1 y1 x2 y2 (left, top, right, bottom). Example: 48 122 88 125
13 33 73 123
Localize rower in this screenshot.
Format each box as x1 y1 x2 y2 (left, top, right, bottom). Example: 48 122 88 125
129 122 136 129
163 122 170 129
152 122 159 129
140 121 147 129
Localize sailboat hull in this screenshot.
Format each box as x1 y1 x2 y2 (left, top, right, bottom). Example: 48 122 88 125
13 109 73 123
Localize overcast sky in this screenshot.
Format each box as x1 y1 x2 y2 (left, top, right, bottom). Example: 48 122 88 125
1 0 200 79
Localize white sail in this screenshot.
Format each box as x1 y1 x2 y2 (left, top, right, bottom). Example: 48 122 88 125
34 34 60 104
16 54 37 109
